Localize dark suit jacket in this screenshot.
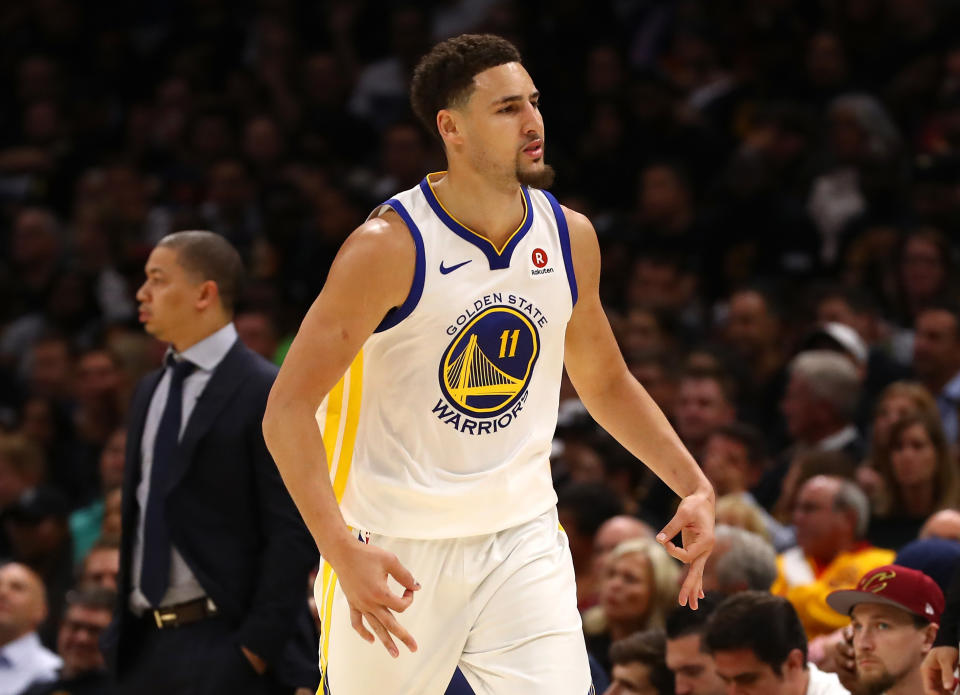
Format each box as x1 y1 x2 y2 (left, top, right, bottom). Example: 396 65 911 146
102 340 320 688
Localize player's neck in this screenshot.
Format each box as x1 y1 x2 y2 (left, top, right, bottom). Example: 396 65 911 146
431 168 526 250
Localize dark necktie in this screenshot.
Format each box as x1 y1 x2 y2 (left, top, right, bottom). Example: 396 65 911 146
141 355 195 607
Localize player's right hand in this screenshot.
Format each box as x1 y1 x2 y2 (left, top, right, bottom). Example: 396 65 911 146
922 646 959 695
332 540 421 658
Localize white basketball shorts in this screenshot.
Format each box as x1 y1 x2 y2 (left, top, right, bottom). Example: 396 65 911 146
314 507 593 694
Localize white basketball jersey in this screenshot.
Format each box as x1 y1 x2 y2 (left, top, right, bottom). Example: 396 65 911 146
316 172 578 539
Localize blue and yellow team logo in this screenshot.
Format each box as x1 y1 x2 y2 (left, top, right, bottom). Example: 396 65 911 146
439 306 539 417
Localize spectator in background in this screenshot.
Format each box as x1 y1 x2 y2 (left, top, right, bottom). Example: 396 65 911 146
587 515 655 610
626 349 680 420
347 5 430 130
21 586 116 695
3 487 73 648
603 629 675 695
674 369 736 465
1 208 63 330
780 350 865 462
895 537 960 596
857 381 940 512
892 228 957 329
557 481 624 609
584 538 680 674
368 120 434 203
79 536 119 592
702 524 778 595
623 349 683 527
705 592 850 694
714 495 772 541
665 595 725 695
24 335 74 408
825 538 960 685
632 162 703 258
813 285 910 409
920 509 960 543
98 489 121 541
0 562 61 695
72 347 125 454
911 301 960 444
868 411 960 548
826 565 943 695
703 423 794 550
235 310 280 363
772 476 894 639
807 93 901 267
721 286 789 455
757 350 864 511
200 157 262 260
618 307 677 360
67 349 126 511
0 434 46 556
625 251 702 338
69 427 125 566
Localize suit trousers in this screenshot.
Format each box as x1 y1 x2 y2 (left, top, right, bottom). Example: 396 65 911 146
115 612 292 695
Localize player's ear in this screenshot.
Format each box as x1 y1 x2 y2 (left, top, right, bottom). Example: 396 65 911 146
437 109 463 146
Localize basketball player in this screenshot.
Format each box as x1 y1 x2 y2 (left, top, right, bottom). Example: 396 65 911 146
262 34 715 694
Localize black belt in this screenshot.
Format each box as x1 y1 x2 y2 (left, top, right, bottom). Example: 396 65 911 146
146 597 218 629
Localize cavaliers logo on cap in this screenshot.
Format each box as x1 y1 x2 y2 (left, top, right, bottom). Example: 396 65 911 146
860 569 896 594
439 306 540 417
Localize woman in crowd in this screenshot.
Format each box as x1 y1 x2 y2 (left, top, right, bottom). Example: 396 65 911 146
868 410 960 548
856 380 939 510
583 538 680 674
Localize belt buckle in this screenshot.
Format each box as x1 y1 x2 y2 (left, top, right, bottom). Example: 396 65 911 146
152 609 178 629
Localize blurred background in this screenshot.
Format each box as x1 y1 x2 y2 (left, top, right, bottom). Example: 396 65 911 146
1 0 960 692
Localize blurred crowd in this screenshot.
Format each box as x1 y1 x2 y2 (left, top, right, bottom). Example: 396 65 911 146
2 0 960 693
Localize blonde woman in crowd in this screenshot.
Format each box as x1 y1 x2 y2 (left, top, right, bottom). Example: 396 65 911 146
715 494 772 542
583 538 681 674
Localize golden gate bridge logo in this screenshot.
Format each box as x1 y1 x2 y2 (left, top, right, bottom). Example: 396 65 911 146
439 306 539 417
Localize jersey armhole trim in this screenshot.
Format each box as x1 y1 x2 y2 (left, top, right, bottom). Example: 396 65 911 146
542 190 578 307
373 198 426 333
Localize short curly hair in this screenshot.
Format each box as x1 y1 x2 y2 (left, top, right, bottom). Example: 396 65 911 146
410 34 522 138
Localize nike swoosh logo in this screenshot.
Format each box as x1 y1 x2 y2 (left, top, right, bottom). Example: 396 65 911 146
439 259 472 274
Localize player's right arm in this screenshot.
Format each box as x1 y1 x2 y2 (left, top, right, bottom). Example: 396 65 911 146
262 210 420 658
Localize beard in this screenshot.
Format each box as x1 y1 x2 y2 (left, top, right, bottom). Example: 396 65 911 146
516 162 556 189
857 670 897 695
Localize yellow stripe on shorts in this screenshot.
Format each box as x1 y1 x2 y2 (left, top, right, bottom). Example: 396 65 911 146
318 559 338 694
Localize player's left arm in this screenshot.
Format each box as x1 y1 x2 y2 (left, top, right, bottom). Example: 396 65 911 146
561 205 714 609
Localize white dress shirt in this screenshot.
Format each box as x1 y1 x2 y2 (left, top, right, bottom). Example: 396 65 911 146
129 322 238 614
0 631 62 695
806 662 851 695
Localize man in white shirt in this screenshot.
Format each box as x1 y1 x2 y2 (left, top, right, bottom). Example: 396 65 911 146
0 562 61 695
827 564 943 695
705 591 850 694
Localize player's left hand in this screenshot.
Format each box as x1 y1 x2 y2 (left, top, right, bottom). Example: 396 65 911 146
656 488 715 610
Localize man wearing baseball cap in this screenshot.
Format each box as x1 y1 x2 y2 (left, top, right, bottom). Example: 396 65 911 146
827 564 943 695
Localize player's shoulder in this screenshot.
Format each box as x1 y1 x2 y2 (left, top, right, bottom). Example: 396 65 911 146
340 207 417 265
555 203 598 254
